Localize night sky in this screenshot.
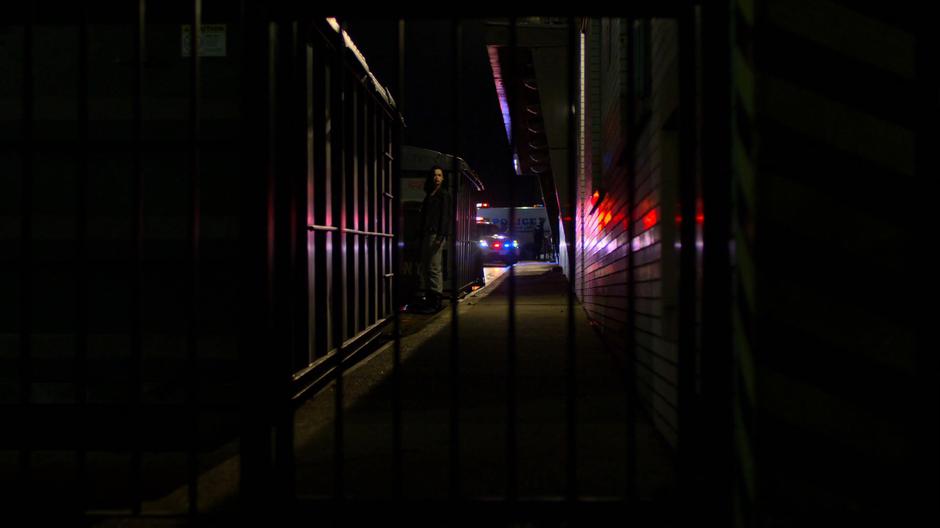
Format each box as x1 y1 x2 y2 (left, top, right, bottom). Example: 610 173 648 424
344 18 543 207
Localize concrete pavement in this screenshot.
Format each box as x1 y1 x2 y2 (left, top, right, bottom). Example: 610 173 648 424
292 261 677 501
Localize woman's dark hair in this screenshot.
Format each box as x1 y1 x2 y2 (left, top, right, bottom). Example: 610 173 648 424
424 165 446 194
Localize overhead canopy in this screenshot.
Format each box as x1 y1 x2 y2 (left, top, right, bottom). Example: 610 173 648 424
485 19 570 249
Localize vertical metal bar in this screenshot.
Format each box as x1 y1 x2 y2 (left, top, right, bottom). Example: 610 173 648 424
566 16 578 504
313 36 329 361
187 0 202 515
373 99 380 320
276 17 302 506
238 0 270 508
264 13 285 508
506 16 518 504
382 113 388 319
364 98 372 328
371 99 378 327
448 17 461 502
677 11 700 515
332 18 348 503
373 107 379 326
914 17 939 528
262 14 277 510
306 27 315 371
364 108 369 329
130 0 146 515
358 93 365 336
622 16 638 503
362 97 370 328
579 23 585 306
347 84 357 342
18 3 34 502
700 2 733 524
391 17 404 498
76 2 90 513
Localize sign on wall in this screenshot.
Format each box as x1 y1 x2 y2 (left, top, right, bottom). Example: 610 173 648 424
181 24 227 57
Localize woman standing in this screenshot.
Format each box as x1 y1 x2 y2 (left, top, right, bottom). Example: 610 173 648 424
414 165 452 313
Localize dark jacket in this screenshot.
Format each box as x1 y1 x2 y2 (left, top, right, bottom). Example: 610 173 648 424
420 188 453 237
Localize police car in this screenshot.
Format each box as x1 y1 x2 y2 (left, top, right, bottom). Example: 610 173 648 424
478 233 520 265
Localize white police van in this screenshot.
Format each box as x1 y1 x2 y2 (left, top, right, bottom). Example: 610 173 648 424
476 205 551 261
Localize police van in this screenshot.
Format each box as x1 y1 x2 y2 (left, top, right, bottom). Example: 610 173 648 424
476 205 552 261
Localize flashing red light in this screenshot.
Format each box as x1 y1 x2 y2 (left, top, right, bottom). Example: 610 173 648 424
493 242 501 248
642 209 659 230
481 202 489 208
563 215 573 222
590 190 600 206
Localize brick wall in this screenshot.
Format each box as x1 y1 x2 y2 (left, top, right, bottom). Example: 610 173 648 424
576 18 685 448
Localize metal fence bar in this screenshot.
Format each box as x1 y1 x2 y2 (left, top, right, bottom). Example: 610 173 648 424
332 18 348 503
448 17 462 502
623 16 639 503
278 14 303 505
75 2 90 513
238 1 270 508
187 0 202 515
677 7 699 511
346 75 356 346
700 2 733 523
392 18 405 498
375 98 382 325
361 91 369 332
506 16 518 504
914 18 940 528
130 0 146 514
372 96 379 327
314 31 330 363
18 4 34 503
566 17 578 503
367 96 376 327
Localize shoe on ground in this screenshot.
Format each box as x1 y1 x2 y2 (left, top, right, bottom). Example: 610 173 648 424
413 293 443 314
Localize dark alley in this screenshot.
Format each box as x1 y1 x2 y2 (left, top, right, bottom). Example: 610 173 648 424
1 4 936 527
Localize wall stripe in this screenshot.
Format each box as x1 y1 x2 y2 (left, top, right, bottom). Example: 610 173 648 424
731 0 758 524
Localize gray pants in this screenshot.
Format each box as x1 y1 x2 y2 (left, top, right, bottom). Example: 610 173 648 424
417 232 445 296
